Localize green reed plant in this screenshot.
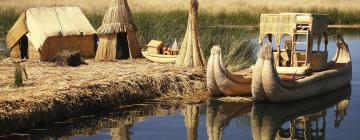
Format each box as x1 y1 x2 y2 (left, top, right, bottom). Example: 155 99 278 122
13 62 23 88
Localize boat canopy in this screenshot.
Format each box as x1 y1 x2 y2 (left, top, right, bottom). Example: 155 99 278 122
259 13 329 45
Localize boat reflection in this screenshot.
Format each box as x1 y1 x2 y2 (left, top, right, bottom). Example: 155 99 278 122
251 86 351 140
206 100 253 140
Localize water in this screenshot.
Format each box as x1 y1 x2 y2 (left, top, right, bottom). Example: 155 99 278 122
1 30 360 140
0 41 4 50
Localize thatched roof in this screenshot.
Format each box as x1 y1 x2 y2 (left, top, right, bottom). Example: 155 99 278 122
6 7 97 50
259 13 328 45
97 0 137 34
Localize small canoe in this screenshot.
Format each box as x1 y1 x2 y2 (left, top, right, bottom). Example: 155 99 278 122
252 35 352 102
142 51 178 64
206 46 253 96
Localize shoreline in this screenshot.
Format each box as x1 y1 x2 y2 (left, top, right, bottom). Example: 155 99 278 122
2 24 360 36
204 24 360 29
0 59 207 133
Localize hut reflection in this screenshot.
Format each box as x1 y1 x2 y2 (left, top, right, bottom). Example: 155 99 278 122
182 104 200 140
251 86 351 140
2 103 180 139
111 124 132 140
206 100 253 140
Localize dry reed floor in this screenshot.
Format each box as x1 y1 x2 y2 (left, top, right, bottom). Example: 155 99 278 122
0 58 207 132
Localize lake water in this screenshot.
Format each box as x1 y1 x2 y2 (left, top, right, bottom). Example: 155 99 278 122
0 41 4 50
1 30 360 140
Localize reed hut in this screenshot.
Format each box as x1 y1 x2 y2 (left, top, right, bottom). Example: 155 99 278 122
176 0 205 68
6 7 97 61
95 0 142 61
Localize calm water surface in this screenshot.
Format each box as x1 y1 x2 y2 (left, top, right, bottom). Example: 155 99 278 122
1 30 360 140
0 41 4 50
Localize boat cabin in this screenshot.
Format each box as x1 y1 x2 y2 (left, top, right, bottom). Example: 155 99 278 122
145 40 165 54
259 13 329 74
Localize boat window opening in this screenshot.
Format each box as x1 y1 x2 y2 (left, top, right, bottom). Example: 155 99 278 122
313 34 327 52
278 34 293 67
294 34 307 51
261 34 276 49
280 34 292 51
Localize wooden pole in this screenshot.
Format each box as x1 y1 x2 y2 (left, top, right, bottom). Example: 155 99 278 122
324 33 329 52
22 67 28 79
317 35 321 52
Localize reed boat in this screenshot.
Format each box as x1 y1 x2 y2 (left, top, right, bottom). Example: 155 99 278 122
206 46 253 96
142 40 179 64
256 36 352 102
252 13 352 102
142 51 178 64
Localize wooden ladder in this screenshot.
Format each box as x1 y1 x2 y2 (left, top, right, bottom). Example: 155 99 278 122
291 24 310 67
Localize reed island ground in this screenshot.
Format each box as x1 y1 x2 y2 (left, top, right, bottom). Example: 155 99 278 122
0 59 208 132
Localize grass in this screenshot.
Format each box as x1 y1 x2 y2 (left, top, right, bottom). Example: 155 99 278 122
2 0 358 67
0 38 8 61
132 10 256 69
1 0 359 13
0 0 359 27
13 63 23 88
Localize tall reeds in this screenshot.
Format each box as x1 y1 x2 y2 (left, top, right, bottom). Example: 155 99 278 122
13 62 23 88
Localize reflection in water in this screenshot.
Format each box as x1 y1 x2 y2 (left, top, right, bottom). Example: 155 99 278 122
0 102 180 139
206 100 253 140
335 98 350 128
251 86 351 140
0 42 4 49
0 87 352 140
182 104 200 140
111 124 132 140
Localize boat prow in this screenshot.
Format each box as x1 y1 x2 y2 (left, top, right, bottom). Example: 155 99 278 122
206 45 252 96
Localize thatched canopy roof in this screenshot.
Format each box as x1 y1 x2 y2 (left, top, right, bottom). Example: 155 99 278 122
6 7 97 50
259 13 328 45
97 0 137 34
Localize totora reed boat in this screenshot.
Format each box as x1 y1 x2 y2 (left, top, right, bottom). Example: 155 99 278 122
252 13 352 102
206 45 253 96
142 40 179 64
142 51 178 64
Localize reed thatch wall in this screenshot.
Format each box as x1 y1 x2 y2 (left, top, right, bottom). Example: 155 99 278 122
95 0 142 61
176 0 205 68
6 7 97 61
259 13 328 45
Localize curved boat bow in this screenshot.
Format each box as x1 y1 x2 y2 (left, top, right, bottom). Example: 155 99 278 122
206 46 252 96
